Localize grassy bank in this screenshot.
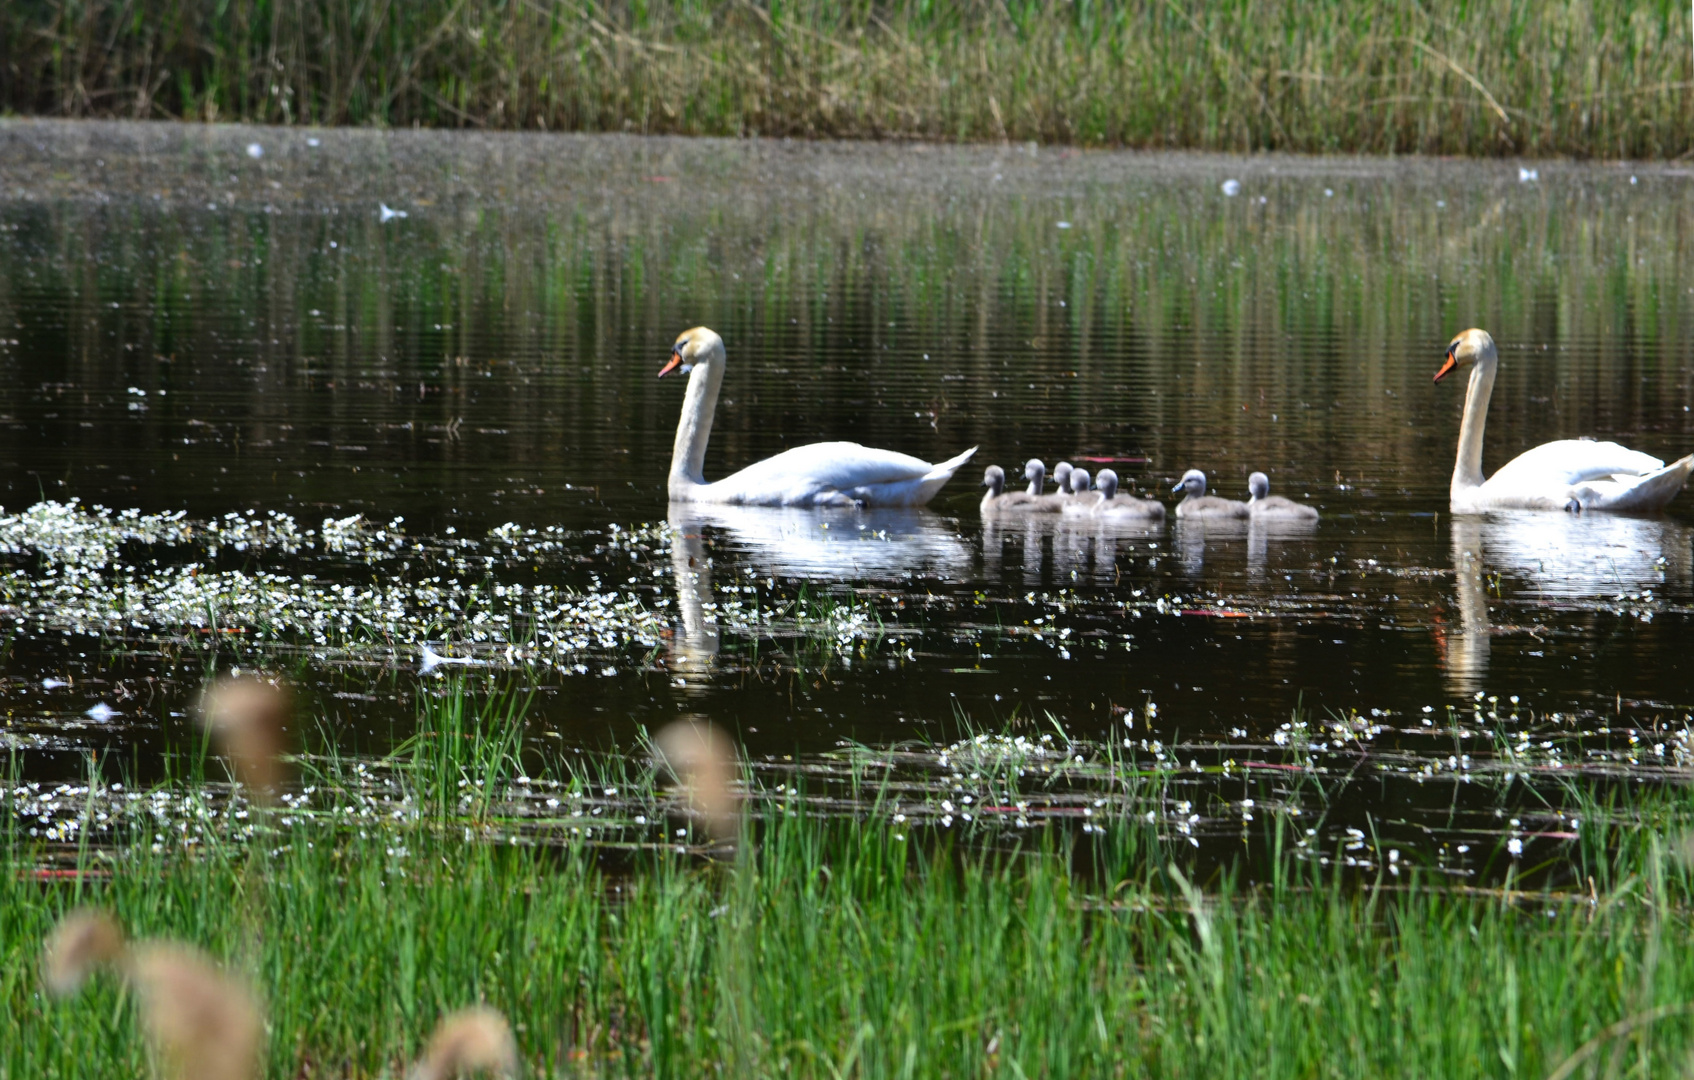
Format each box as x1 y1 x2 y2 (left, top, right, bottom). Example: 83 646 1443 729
8 793 1694 1078
2 0 1690 158
6 683 1694 1079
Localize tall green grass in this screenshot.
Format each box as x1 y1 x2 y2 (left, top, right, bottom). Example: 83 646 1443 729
2 0 1690 157
7 788 1694 1077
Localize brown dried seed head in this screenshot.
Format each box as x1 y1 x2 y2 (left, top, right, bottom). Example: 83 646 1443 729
198 675 294 804
126 942 265 1080
410 1006 519 1080
42 909 127 996
653 720 741 841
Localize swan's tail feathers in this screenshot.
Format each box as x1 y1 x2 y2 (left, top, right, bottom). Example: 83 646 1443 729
922 446 978 483
1612 453 1694 512
911 446 978 506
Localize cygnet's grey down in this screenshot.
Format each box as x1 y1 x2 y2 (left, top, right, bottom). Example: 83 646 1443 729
983 462 1064 514
1094 469 1166 520
1020 459 1067 511
1023 458 1048 496
1172 469 1250 520
981 465 1041 513
1052 461 1074 496
1247 472 1319 521
989 460 1057 514
1062 468 1102 514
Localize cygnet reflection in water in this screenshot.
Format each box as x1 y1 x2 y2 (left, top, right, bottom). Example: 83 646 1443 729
1441 512 1694 695
982 508 1162 587
1173 518 1248 577
1244 516 1318 580
1173 469 1250 520
1247 472 1319 521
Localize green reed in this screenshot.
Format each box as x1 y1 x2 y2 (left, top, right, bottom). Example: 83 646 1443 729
6 774 1694 1077
388 677 533 821
2 0 1690 158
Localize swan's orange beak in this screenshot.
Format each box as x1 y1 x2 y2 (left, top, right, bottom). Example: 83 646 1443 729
658 344 684 379
1433 344 1458 384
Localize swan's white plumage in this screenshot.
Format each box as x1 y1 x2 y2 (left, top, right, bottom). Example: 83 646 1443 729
1439 329 1693 513
662 327 974 508
695 442 975 508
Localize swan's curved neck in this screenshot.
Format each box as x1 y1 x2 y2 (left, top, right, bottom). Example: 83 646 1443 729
1452 350 1497 495
669 348 725 497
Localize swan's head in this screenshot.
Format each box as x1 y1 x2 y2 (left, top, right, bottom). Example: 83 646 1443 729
1172 469 1207 497
1434 328 1496 383
660 327 724 379
1023 458 1045 483
982 465 1005 494
1069 469 1092 493
1096 469 1119 500
1248 472 1270 501
1053 461 1073 489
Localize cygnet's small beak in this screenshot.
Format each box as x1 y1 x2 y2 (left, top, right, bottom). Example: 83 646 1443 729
1433 343 1458 384
658 344 685 379
1170 479 1184 493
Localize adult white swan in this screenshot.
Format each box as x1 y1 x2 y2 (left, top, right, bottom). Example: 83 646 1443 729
661 327 976 507
1436 328 1693 513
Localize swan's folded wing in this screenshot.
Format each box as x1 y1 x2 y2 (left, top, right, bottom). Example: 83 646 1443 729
1575 454 1694 512
1489 439 1665 488
704 442 973 505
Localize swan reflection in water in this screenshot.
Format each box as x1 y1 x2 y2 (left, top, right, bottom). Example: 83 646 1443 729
1443 512 1693 695
982 512 1163 586
665 504 973 673
667 524 721 676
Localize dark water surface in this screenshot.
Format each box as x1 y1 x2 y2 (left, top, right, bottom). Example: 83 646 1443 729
2 120 1692 873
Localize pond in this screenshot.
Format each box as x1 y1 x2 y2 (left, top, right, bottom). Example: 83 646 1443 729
1 119 1690 878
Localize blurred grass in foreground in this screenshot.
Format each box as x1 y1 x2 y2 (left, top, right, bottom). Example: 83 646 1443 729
1 0 1690 158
